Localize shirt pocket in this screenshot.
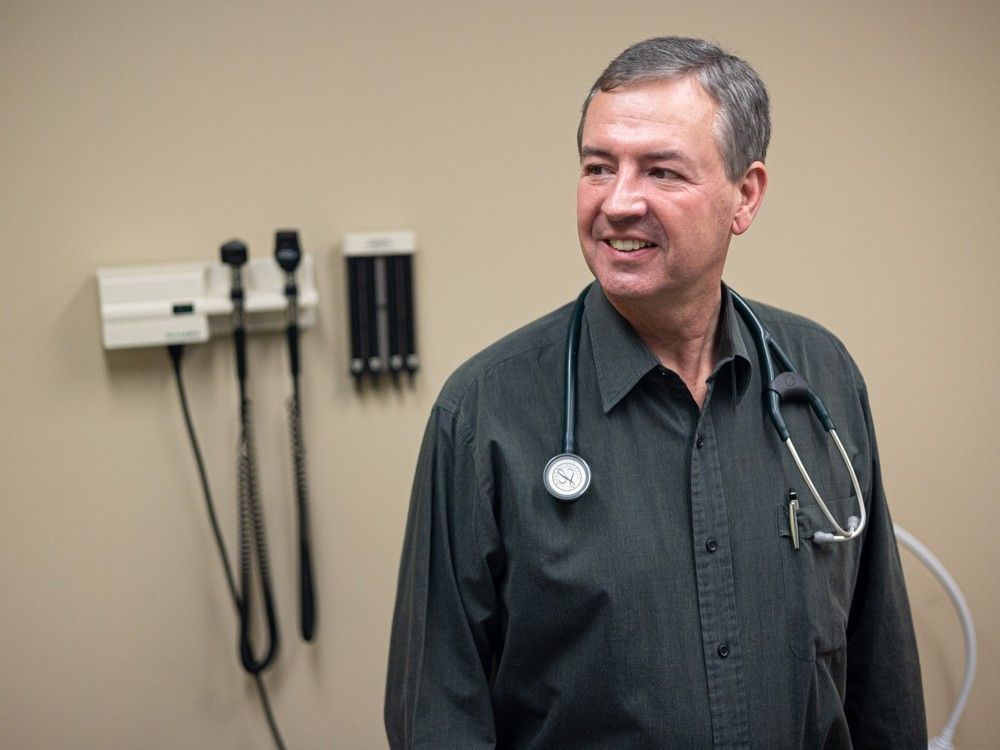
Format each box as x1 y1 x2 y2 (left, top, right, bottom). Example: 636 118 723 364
777 495 862 661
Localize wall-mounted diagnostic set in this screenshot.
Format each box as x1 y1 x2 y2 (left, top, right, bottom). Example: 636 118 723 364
98 227 422 747
98 231 322 750
97 249 318 349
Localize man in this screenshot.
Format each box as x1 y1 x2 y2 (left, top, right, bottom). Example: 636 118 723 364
386 37 925 748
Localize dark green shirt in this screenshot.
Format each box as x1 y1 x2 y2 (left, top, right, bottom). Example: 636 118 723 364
386 283 925 749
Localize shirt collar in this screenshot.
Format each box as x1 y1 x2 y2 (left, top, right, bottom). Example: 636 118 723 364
585 281 753 413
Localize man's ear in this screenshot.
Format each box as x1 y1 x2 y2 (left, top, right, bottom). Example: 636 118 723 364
731 161 768 236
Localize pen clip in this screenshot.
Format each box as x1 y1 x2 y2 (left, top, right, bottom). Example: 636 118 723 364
787 490 800 550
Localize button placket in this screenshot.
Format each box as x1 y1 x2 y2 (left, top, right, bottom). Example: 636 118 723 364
689 409 750 746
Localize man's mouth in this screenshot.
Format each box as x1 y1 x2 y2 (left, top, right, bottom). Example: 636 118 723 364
606 239 655 252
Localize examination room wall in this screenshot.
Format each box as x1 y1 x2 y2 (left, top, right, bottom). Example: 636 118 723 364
1 1 997 747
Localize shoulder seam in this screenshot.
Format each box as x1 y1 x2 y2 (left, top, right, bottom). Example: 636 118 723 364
439 330 565 413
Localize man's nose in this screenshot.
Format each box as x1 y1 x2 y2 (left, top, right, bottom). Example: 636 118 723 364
602 173 647 220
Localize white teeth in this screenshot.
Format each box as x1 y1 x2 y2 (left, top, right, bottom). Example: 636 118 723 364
608 239 653 252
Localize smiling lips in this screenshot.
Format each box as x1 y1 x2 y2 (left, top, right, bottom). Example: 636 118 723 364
606 238 656 252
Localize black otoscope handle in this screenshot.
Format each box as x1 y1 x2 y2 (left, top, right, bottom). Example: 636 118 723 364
221 239 249 392
285 322 300 378
274 230 316 641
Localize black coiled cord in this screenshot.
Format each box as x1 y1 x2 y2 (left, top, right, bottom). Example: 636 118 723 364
168 344 287 750
237 399 280 673
287 385 315 641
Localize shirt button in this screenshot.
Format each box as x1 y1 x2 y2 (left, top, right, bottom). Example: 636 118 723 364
696 436 704 449
718 643 730 658
705 538 718 553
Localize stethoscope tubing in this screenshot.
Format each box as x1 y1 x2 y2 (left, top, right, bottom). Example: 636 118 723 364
548 284 867 544
728 289 865 543
562 286 590 455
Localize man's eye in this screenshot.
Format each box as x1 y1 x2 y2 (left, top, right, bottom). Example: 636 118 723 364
650 168 679 179
584 164 611 176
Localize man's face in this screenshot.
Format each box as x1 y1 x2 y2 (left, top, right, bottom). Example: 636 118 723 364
577 76 752 308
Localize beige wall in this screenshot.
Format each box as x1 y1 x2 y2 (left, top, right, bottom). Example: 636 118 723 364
2 1 997 747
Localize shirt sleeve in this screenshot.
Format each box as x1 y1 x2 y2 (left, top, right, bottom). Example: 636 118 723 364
843 378 927 748
384 403 503 749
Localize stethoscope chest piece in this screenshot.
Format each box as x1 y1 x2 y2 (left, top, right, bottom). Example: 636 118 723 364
543 452 592 503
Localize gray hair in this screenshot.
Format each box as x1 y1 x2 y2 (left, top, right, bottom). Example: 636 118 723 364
577 37 771 182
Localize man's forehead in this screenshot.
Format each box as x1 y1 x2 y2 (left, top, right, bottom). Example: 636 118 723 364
581 78 719 144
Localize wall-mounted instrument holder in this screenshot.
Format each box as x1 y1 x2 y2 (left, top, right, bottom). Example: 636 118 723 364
97 255 319 349
343 231 418 387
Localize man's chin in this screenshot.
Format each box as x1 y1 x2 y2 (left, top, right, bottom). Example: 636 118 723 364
589 268 660 299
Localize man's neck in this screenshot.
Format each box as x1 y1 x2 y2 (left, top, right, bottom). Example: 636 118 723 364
608 286 723 409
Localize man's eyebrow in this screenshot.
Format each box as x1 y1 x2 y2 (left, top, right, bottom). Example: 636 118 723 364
579 146 613 161
644 150 695 167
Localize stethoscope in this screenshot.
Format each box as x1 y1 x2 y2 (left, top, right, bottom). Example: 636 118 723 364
543 285 866 545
